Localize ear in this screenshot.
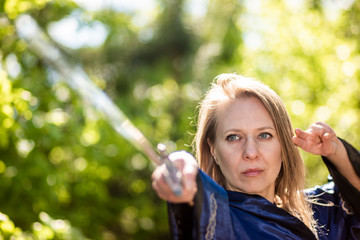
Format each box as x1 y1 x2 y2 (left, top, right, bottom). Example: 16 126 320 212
207 138 218 165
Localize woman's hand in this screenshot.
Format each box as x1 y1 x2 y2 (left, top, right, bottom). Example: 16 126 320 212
152 151 199 204
293 121 360 190
292 121 341 158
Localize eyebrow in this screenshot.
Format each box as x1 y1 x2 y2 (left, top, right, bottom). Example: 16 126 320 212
257 126 275 131
224 126 275 134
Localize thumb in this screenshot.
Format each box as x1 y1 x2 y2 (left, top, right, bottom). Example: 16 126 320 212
320 131 337 146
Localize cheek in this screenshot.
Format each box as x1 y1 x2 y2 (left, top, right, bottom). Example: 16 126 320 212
269 145 282 172
259 141 281 165
214 146 240 174
213 142 236 162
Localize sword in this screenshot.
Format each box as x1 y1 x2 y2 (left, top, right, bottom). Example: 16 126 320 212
15 14 183 196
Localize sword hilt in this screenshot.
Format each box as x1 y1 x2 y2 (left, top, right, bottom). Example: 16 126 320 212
157 143 183 196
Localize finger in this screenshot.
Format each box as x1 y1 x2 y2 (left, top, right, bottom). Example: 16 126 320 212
297 125 327 145
310 123 335 147
152 178 168 201
153 175 196 203
292 135 307 148
307 123 327 137
152 165 176 195
182 167 198 192
293 128 321 150
314 122 336 138
314 121 331 129
294 128 312 140
179 177 197 203
152 179 168 200
152 173 180 201
151 164 165 182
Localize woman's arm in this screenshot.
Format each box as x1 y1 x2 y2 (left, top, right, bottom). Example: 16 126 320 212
152 151 236 239
292 121 360 190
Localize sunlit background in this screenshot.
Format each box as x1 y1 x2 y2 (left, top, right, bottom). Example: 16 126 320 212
0 0 359 239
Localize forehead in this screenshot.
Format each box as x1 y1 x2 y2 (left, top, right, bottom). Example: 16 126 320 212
216 97 274 131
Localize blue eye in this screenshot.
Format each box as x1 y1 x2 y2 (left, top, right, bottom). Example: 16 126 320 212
226 135 240 141
259 132 272 139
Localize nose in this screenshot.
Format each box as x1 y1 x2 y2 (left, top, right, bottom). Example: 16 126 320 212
242 139 259 160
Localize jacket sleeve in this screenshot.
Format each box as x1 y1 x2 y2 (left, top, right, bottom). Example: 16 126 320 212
167 170 236 240
322 138 360 216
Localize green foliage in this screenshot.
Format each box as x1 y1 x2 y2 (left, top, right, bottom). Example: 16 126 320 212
0 211 87 239
0 0 359 239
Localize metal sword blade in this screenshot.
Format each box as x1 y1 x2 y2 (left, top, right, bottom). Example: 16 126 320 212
15 14 183 195
15 14 160 165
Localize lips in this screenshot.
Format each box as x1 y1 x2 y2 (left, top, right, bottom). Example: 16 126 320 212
242 168 263 177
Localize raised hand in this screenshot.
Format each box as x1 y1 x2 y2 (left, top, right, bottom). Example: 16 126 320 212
293 121 360 190
292 121 340 158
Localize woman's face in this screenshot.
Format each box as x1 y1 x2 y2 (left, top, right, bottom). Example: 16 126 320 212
209 97 282 202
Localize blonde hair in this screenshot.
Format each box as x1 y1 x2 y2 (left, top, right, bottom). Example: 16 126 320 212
194 73 317 236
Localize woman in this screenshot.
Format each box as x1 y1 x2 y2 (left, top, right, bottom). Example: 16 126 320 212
152 73 360 239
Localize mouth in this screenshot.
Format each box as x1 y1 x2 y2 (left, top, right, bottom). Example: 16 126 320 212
242 168 263 177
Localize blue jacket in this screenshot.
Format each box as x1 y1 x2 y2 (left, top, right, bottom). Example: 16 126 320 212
167 139 360 239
